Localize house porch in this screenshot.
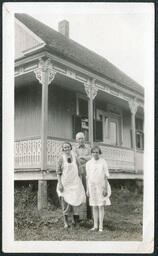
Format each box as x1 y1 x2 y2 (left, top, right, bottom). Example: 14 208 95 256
14 56 144 210
14 136 143 180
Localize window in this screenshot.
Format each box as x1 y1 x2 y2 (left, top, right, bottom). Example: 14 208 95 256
99 115 103 121
73 96 104 142
136 118 143 130
110 121 117 145
72 95 89 141
79 98 88 117
136 131 144 149
94 119 103 142
136 118 144 150
97 109 121 145
104 117 109 138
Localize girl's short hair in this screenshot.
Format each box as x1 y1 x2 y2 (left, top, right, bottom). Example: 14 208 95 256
62 141 72 151
91 145 102 154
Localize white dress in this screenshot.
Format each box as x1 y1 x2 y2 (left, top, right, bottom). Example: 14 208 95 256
86 158 111 206
57 153 86 206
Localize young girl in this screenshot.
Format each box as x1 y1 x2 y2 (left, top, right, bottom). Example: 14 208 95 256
56 141 86 228
86 145 111 232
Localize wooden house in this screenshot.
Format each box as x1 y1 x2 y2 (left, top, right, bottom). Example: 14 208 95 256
14 14 144 209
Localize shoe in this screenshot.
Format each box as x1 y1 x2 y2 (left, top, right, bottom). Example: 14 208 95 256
73 215 80 228
64 223 69 229
64 215 69 229
90 227 98 231
99 228 103 232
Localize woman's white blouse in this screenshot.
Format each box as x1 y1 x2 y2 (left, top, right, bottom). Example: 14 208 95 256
86 157 111 206
86 158 109 185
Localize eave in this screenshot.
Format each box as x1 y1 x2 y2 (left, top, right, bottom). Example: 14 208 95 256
14 47 144 105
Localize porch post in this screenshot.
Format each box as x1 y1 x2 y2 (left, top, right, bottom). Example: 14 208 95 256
34 58 56 211
84 79 98 145
128 98 138 172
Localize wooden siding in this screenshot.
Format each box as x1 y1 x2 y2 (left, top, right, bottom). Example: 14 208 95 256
15 83 140 149
15 84 76 140
122 113 131 148
48 86 76 139
15 84 41 138
15 20 43 59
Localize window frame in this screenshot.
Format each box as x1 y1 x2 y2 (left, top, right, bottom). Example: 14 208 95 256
135 118 144 150
96 109 122 146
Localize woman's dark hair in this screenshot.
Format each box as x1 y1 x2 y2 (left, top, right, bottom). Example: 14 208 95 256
91 145 102 154
62 141 72 151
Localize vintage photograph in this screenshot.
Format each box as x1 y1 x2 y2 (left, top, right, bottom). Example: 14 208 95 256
3 2 154 253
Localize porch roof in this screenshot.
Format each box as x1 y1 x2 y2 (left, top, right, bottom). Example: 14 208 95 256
15 13 144 96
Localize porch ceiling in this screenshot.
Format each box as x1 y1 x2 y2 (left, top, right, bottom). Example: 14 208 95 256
15 71 143 115
15 71 36 87
15 70 84 94
53 73 85 94
96 90 143 116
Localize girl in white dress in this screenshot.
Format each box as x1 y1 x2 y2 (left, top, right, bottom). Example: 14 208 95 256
56 142 86 228
86 145 111 232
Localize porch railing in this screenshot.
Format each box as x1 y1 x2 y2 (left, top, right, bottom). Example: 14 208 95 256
15 137 41 168
136 150 144 172
47 138 78 168
15 137 137 171
99 144 134 171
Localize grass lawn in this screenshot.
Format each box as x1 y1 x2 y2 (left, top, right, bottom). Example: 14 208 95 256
14 182 143 241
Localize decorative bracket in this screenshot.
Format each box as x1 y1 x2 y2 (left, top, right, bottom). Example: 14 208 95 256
84 79 98 100
128 98 138 115
34 58 56 86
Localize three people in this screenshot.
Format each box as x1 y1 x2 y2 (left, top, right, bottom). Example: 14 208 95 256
56 137 111 231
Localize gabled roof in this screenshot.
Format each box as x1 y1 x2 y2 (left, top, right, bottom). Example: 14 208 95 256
15 13 144 95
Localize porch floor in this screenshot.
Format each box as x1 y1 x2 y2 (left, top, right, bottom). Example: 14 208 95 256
14 168 143 180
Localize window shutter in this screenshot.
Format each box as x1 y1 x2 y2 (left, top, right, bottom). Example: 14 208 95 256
93 119 96 141
72 115 81 139
94 119 103 142
130 129 133 148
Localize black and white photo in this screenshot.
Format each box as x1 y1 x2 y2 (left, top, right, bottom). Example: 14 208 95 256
3 2 154 253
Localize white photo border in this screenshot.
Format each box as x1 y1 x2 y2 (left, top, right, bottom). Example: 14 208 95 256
2 2 154 253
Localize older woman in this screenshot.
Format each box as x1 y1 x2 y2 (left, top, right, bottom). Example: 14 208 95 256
86 145 111 232
56 141 86 229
